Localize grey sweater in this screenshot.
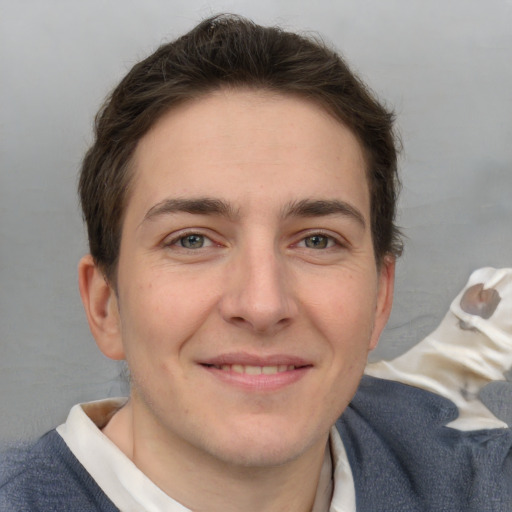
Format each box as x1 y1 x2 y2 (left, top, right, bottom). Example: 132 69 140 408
2 376 512 511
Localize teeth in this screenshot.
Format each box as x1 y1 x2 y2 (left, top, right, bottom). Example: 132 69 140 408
215 364 296 374
232 364 244 374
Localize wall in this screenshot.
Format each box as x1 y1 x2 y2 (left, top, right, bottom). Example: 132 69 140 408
1 0 511 445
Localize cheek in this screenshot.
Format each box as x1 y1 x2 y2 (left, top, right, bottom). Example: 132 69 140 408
306 274 378 343
119 272 219 358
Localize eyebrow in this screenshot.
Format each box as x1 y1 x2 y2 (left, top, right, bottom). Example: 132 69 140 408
143 198 239 223
142 196 366 228
283 199 366 228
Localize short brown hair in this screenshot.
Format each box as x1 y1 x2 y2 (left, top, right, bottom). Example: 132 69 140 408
79 14 402 281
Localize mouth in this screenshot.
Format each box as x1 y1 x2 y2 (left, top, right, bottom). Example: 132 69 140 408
202 363 299 375
199 355 312 391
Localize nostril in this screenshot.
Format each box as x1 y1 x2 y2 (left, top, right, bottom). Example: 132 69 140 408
229 316 250 328
227 314 291 334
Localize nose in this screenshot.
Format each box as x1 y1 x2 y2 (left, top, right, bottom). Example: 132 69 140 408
218 242 298 335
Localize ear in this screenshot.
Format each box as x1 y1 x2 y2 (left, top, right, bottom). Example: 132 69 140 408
78 255 125 360
368 255 395 351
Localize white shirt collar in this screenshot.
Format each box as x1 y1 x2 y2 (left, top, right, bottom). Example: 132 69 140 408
57 399 355 512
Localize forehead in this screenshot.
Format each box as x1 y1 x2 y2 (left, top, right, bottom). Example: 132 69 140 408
127 89 369 220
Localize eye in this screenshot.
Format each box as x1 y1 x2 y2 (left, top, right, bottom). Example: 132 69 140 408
169 233 214 249
302 234 336 249
179 233 209 249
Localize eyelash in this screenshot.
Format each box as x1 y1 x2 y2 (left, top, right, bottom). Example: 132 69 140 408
163 229 343 252
164 231 216 250
295 232 341 250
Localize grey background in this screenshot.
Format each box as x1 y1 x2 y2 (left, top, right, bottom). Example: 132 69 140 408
1 0 511 446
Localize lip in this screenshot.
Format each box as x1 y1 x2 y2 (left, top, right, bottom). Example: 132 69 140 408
200 352 311 367
198 352 313 392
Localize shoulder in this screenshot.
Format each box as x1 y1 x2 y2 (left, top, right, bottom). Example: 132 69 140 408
0 430 118 512
338 375 512 511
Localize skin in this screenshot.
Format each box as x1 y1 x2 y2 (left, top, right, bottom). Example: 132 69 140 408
79 89 395 512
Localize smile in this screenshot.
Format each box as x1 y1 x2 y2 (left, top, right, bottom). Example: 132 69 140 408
208 364 297 374
200 356 312 392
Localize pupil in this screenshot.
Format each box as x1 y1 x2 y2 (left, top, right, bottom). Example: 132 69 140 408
306 235 328 249
182 234 204 248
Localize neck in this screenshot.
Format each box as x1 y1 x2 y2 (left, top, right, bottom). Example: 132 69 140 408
103 399 330 512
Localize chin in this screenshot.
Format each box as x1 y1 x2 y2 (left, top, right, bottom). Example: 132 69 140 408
211 440 306 469
199 419 327 469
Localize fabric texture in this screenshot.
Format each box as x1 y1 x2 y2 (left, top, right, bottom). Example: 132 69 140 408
338 376 512 512
0 430 118 512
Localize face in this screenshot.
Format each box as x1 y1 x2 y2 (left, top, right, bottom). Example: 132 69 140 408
85 89 393 469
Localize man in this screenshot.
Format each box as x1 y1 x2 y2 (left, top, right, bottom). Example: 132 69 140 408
1 14 511 511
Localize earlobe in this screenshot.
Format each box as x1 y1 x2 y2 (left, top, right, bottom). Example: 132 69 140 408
78 255 125 360
369 255 395 351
